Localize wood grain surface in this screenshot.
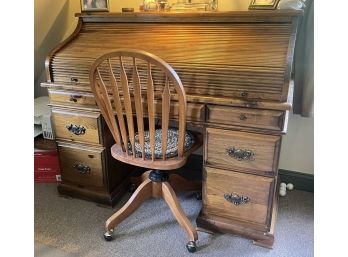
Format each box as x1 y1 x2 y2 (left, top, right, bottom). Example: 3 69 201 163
49 18 298 102
52 108 102 145
58 142 105 188
48 89 96 106
203 166 275 231
205 128 281 175
206 105 285 131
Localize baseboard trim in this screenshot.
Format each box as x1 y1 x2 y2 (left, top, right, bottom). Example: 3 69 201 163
184 154 314 193
278 169 314 192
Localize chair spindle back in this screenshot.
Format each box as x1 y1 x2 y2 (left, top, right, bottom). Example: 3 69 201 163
89 49 187 161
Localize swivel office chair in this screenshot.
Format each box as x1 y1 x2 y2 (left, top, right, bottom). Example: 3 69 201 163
89 49 202 252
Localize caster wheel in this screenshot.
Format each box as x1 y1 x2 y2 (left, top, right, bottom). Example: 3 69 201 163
186 241 197 253
103 229 114 241
195 192 202 200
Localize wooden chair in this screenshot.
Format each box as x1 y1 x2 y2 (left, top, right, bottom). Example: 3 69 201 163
89 49 202 253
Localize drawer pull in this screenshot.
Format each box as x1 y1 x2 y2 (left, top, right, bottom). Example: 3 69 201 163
239 114 247 121
70 77 79 83
73 163 91 174
224 193 250 206
66 124 86 135
69 95 82 102
226 147 254 161
240 91 248 98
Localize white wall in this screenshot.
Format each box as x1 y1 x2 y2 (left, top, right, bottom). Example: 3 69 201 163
279 113 314 174
34 0 80 97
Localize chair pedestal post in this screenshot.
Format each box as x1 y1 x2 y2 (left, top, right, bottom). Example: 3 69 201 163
104 170 198 252
131 170 201 193
149 169 169 182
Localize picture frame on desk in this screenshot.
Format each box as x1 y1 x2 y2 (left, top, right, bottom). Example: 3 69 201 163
81 0 109 12
248 0 280 10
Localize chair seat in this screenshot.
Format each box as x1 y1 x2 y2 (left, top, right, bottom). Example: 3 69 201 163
111 129 202 170
128 128 195 159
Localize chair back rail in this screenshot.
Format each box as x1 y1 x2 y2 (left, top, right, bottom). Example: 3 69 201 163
89 49 187 160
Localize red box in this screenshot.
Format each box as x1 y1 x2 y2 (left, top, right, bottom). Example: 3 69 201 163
34 150 61 183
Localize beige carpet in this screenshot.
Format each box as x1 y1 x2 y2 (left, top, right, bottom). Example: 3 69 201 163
35 184 313 257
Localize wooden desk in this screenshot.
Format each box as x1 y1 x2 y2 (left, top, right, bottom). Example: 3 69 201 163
42 11 301 248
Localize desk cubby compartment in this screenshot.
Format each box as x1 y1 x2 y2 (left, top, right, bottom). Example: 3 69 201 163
57 142 105 188
204 128 281 176
202 166 275 231
52 108 103 145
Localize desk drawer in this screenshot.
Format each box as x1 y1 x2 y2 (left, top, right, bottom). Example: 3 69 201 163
142 101 204 122
48 89 96 106
58 142 105 188
203 166 275 231
205 128 281 175
52 108 103 145
206 105 285 131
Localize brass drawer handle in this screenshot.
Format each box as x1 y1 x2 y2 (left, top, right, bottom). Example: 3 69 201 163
224 193 250 206
226 147 254 161
239 113 247 121
69 95 82 102
73 163 90 174
66 124 86 135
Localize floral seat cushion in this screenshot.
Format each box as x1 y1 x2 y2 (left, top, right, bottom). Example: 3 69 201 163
127 128 195 159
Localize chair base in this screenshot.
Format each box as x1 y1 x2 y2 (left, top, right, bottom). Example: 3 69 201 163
104 170 199 252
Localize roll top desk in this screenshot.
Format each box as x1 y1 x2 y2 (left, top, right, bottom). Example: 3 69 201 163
42 11 302 248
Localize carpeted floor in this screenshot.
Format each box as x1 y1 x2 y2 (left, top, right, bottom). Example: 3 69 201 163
34 184 313 257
